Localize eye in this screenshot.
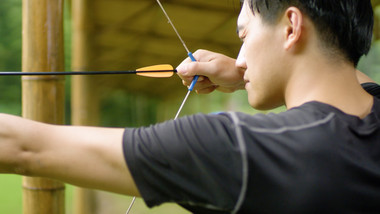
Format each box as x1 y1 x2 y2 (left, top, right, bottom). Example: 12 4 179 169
236 25 247 42
240 32 247 42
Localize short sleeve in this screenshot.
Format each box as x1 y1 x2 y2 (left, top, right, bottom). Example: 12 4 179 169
122 113 244 213
362 82 380 99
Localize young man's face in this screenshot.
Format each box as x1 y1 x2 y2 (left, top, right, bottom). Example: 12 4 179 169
236 1 288 110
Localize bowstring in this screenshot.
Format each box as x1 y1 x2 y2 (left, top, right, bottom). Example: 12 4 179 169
126 1 195 213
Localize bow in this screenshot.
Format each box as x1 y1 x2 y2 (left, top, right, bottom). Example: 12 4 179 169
125 0 199 213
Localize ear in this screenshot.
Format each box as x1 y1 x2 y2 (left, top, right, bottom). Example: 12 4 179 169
282 7 303 50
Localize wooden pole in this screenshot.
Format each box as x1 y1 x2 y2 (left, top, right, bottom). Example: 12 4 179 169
21 0 65 213
71 0 100 213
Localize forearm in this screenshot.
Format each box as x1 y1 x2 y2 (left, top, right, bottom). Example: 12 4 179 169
0 113 65 176
0 113 32 174
0 113 140 196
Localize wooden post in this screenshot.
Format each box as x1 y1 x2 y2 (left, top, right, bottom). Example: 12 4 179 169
71 0 100 213
21 0 65 214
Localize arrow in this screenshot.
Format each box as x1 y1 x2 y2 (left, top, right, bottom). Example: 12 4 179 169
0 64 176 78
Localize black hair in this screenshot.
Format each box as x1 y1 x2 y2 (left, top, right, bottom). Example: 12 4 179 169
243 0 374 66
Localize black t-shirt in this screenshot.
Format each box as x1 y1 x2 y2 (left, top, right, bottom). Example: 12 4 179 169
362 82 380 99
123 83 380 214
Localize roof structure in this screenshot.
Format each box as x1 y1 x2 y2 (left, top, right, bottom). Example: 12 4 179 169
72 0 380 98
72 0 242 98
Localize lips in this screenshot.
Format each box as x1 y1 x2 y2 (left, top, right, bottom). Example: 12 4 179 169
244 78 250 89
243 76 249 84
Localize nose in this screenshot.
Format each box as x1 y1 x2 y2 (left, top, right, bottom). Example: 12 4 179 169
236 43 247 71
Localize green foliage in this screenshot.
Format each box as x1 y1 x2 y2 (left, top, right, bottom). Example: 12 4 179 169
101 91 161 127
0 0 22 115
358 40 380 82
0 0 22 70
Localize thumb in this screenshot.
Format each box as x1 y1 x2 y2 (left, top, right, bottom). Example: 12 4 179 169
177 61 213 78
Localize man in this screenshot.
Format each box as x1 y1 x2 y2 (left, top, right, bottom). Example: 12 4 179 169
0 0 379 213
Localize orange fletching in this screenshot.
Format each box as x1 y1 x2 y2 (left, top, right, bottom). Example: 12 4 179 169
136 64 174 78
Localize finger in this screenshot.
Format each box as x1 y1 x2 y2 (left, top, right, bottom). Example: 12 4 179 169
177 62 218 79
181 75 206 87
195 85 218 94
177 50 218 76
192 49 216 62
192 82 218 93
182 77 212 89
177 55 194 67
177 49 214 68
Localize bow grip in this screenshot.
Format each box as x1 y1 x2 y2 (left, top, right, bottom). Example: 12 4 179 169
188 52 199 91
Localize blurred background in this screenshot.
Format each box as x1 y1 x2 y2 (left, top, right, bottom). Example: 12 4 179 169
1 0 380 213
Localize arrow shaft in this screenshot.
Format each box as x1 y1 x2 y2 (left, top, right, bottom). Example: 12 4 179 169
0 70 176 76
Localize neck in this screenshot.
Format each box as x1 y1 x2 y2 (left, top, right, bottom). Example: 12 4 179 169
284 57 373 118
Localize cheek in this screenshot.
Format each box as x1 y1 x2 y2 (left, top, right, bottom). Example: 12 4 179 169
244 46 265 82
245 33 280 81
244 36 267 69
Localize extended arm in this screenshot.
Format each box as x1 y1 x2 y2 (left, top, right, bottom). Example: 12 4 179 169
0 113 140 196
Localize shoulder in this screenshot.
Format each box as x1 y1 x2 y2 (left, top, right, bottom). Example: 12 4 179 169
362 82 380 99
223 102 334 133
125 102 335 149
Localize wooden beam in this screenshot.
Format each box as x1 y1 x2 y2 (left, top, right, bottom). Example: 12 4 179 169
21 0 65 213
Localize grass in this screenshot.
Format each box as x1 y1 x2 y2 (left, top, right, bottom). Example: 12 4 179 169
0 175 22 213
0 175 74 213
